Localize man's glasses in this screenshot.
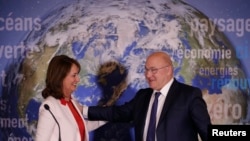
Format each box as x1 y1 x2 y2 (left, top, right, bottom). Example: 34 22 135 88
144 65 169 74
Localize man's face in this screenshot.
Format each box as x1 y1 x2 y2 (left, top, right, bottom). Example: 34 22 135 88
144 56 171 91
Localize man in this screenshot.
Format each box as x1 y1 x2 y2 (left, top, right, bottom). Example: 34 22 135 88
84 51 211 141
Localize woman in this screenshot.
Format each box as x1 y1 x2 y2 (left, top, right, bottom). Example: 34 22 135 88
36 55 105 141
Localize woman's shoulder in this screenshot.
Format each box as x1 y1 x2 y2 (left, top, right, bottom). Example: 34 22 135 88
43 96 57 102
41 96 60 109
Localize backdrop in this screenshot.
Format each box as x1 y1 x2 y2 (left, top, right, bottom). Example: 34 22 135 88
0 0 250 141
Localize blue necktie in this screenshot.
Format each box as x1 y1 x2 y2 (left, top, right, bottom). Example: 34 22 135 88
146 92 161 141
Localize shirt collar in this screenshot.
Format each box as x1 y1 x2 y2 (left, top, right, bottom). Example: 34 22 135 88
60 98 71 106
154 78 174 97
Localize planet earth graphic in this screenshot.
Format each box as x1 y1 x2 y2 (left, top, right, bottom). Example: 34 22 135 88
3 0 249 140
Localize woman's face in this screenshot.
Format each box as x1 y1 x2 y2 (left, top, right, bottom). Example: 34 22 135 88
62 64 80 100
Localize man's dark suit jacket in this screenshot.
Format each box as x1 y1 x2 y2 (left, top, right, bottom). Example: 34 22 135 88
88 79 211 141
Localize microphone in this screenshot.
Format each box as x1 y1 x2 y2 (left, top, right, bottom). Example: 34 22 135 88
44 104 61 141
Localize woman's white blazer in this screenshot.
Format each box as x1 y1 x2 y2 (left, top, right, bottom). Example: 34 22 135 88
36 96 105 141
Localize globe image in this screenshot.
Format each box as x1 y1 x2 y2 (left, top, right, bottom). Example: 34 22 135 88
8 0 249 140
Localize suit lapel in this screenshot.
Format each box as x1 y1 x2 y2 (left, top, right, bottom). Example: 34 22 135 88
61 101 80 128
158 79 180 124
